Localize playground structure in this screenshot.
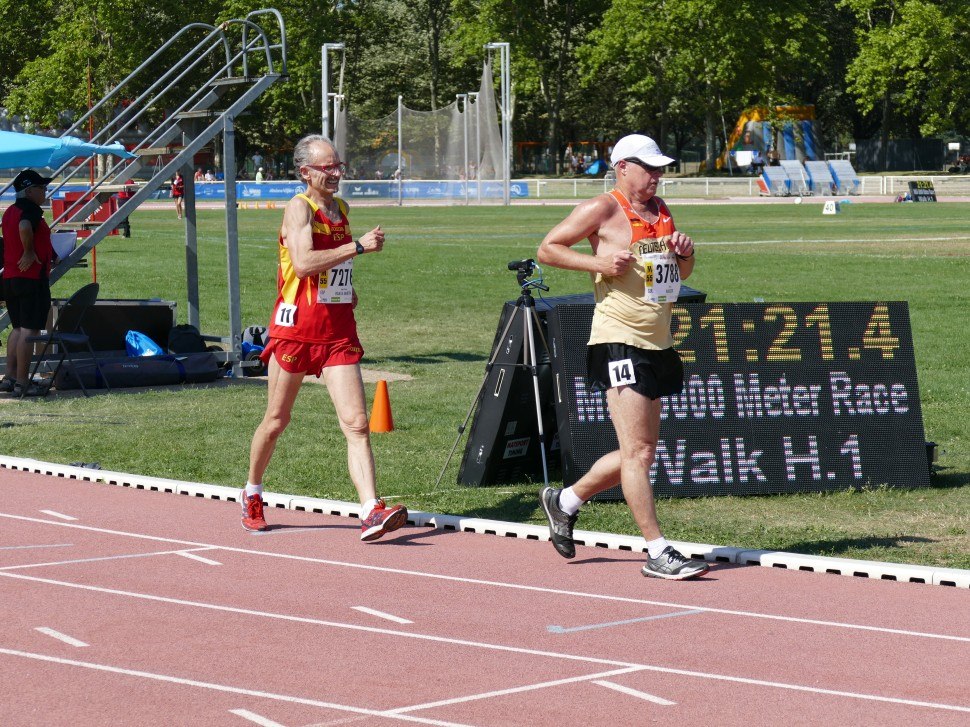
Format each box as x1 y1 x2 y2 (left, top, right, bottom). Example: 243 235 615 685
722 105 822 172
0 9 288 375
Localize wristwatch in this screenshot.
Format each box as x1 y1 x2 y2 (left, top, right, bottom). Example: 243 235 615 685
355 239 365 255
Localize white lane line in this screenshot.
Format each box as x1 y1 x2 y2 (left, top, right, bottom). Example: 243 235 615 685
0 571 632 669
594 679 676 706
388 666 644 715
35 627 88 648
39 510 77 521
1 512 967 643
229 708 287 727
251 528 320 537
0 543 73 551
176 551 222 566
0 547 224 571
548 609 705 634
352 606 412 624
2 571 969 714
0 647 471 726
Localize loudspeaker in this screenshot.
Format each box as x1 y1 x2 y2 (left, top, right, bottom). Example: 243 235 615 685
50 298 177 353
457 302 559 486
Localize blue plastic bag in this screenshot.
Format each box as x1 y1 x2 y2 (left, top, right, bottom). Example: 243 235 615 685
125 330 164 357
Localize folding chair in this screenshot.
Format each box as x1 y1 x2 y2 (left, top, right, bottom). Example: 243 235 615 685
24 282 111 397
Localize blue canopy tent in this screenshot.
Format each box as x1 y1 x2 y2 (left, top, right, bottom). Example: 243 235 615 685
584 159 607 175
0 130 135 170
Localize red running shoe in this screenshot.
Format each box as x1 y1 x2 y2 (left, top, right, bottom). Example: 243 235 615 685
240 490 268 532
360 499 408 541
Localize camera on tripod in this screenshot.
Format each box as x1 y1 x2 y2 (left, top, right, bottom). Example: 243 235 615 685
507 258 536 274
507 258 547 291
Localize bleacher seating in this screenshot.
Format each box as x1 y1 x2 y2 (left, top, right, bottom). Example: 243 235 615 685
780 160 811 196
761 166 790 196
829 160 861 195
804 161 836 195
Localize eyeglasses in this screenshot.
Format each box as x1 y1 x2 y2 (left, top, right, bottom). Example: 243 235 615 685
304 162 347 175
623 158 664 173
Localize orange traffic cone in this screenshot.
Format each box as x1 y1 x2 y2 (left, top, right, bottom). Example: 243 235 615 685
369 379 394 433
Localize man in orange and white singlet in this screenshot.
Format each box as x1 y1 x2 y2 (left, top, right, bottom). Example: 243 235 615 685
536 134 709 580
241 134 408 541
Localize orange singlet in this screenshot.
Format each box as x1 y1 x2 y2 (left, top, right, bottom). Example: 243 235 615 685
587 189 678 350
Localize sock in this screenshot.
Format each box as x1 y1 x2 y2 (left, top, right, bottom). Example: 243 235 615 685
646 537 670 559
558 487 584 516
361 498 379 519
244 482 262 498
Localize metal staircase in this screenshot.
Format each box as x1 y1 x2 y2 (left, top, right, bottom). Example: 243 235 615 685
2 9 287 372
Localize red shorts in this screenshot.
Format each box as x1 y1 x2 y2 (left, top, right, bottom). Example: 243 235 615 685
260 337 363 377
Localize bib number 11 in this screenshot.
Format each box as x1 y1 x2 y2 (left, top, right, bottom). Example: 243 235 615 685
608 358 636 388
275 303 297 327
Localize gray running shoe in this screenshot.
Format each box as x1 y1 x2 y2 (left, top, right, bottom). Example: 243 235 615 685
642 546 710 580
540 486 578 559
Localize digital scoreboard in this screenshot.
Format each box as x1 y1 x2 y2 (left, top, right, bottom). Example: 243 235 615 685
546 301 931 498
908 180 937 202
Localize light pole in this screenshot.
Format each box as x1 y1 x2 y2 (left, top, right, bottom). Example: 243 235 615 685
457 93 469 205
321 42 345 139
484 42 510 205
469 91 480 202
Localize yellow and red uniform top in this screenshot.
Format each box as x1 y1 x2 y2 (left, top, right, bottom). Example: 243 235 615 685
267 194 358 344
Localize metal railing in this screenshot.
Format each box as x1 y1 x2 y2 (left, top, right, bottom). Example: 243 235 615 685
525 175 970 200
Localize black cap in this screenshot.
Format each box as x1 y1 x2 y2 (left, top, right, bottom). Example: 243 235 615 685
13 169 54 192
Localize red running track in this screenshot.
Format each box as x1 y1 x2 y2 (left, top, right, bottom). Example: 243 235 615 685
0 468 967 726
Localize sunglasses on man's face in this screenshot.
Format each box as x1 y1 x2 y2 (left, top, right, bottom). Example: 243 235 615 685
623 158 664 173
304 162 347 175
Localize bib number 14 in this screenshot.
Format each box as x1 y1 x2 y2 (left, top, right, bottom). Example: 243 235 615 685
608 358 636 388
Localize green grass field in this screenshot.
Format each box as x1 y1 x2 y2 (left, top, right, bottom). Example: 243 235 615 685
2 200 968 568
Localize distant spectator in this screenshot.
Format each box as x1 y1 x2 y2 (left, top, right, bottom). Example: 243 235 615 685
749 150 765 176
767 148 781 167
204 169 215 182
194 168 204 182
255 167 265 183
171 171 185 220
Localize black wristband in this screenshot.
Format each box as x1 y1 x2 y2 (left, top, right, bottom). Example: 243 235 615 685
355 239 365 255
676 251 694 261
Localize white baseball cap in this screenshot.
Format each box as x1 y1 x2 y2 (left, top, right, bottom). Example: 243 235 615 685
610 134 675 168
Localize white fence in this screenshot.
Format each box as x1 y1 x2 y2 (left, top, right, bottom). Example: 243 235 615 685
528 175 970 200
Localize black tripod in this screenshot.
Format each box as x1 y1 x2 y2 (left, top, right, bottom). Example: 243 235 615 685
436 259 552 488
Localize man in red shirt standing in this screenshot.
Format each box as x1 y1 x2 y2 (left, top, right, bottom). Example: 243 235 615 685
241 134 408 541
2 169 54 397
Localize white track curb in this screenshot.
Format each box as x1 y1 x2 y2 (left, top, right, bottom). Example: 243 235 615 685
1 455 967 588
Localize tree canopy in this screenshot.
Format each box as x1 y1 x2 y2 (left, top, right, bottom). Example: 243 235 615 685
1 0 965 168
